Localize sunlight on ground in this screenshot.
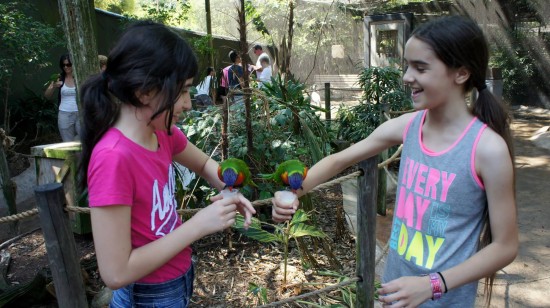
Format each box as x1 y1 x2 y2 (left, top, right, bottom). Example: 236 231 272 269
515 155 550 169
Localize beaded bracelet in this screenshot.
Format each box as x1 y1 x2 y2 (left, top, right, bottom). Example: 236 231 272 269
428 273 443 300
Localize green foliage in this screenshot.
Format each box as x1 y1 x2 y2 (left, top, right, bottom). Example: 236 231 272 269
187 35 216 77
175 109 221 208
259 74 331 164
0 3 60 82
233 209 326 244
245 0 270 37
489 29 540 102
247 282 269 305
95 0 136 14
179 75 331 202
0 2 61 131
336 67 411 143
140 0 191 26
9 89 58 144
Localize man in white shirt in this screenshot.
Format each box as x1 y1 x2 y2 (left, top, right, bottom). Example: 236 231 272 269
252 45 270 74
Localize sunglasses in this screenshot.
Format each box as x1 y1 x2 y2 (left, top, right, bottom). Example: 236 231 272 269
63 63 72 68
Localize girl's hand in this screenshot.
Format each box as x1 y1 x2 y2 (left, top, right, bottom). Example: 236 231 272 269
271 191 298 223
377 275 433 308
190 196 239 236
212 192 256 229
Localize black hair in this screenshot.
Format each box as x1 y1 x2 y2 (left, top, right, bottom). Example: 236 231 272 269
412 15 515 305
58 53 71 81
206 67 214 75
254 44 262 51
78 21 198 189
411 16 512 152
229 50 240 63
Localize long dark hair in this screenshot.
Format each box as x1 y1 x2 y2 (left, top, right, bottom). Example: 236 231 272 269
412 15 515 305
78 21 198 189
58 53 71 81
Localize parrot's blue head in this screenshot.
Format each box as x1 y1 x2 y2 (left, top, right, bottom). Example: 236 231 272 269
288 173 304 191
222 168 238 187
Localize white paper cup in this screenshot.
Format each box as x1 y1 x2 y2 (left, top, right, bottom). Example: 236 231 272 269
278 190 297 206
221 188 239 199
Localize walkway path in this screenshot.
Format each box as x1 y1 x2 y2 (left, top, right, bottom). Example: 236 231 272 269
478 108 550 307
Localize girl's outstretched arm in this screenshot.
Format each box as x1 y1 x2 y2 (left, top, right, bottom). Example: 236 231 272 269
378 128 518 307
173 140 256 226
272 112 416 222
173 141 225 190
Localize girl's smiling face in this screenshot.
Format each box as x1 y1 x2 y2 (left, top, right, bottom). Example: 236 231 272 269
402 37 462 110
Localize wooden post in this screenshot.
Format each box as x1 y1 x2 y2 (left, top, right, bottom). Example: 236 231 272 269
356 157 378 308
34 183 87 308
324 82 331 127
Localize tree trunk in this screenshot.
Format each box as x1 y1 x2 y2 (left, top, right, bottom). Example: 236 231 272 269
237 1 254 166
0 144 17 216
57 0 100 112
205 0 214 68
2 78 10 133
285 0 295 75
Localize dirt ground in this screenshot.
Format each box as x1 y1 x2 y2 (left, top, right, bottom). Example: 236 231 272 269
0 106 549 307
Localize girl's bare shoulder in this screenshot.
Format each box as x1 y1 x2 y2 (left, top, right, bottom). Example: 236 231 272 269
476 127 513 168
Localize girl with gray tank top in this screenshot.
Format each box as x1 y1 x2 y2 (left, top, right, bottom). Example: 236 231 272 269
271 15 517 307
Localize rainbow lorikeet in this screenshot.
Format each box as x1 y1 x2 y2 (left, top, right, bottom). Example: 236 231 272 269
260 159 308 192
217 158 257 191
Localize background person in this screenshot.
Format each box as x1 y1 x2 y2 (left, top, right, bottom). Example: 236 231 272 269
44 53 80 142
227 50 244 105
252 44 270 74
195 67 215 107
217 64 231 105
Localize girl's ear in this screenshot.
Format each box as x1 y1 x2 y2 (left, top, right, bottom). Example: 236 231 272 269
136 89 157 106
455 66 471 85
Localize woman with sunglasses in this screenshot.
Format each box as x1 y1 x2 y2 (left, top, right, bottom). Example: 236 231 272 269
45 53 80 142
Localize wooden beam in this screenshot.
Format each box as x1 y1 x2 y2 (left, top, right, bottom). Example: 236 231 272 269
356 157 378 308
34 183 87 307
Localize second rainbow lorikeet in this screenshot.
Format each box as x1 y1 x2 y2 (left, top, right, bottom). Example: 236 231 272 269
260 159 308 192
217 158 256 191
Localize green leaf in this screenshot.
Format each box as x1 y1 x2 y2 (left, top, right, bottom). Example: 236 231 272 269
290 209 309 224
289 223 326 239
234 215 280 243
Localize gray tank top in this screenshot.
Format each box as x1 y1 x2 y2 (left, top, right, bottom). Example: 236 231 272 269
383 111 488 307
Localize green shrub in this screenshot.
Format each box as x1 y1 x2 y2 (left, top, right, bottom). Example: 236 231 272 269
336 66 411 143
177 75 332 206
